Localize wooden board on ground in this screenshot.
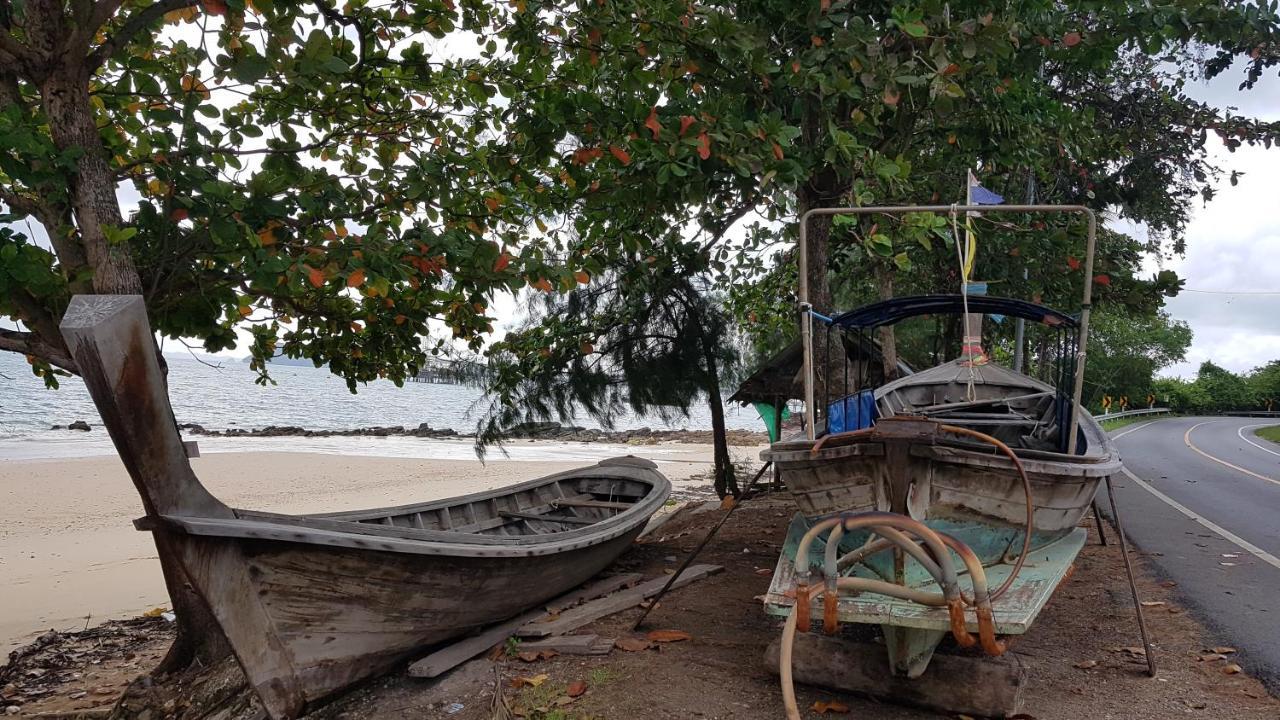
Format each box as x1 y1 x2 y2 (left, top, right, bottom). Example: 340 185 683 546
517 635 615 655
407 573 638 679
516 564 724 638
764 633 1026 718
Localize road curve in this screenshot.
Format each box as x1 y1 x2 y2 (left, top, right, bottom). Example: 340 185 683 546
1106 416 1280 692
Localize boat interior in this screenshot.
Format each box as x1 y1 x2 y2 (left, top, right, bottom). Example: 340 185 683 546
266 472 658 539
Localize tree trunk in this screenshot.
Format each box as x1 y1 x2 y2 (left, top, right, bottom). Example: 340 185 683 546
703 350 738 499
38 69 142 295
874 264 899 382
38 65 230 674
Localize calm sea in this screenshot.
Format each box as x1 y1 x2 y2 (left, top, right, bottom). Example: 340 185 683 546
0 351 761 460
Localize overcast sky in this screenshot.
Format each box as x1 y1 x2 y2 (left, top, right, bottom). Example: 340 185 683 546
1142 61 1280 378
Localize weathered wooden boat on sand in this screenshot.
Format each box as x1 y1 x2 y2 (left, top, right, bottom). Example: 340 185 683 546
59 294 671 719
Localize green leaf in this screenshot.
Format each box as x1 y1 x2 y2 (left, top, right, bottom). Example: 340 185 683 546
893 252 911 272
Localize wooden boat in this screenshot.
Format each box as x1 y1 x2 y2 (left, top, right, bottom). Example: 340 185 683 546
765 294 1119 559
58 295 671 719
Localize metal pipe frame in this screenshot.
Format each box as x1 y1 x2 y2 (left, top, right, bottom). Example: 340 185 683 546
797 204 1097 448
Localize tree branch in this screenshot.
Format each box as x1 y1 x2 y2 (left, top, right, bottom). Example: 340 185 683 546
87 0 197 70
0 327 78 373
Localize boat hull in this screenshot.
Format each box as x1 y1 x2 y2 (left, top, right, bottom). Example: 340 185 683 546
762 415 1120 560
171 526 640 716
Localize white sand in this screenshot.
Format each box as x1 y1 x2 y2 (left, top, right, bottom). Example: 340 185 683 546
0 442 752 653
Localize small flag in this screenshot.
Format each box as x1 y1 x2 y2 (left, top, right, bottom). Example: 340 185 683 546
967 170 1004 205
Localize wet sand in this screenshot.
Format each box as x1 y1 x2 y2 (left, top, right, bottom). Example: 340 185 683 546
0 441 749 652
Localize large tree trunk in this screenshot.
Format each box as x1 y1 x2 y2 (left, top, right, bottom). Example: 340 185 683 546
874 264 899 381
38 64 231 675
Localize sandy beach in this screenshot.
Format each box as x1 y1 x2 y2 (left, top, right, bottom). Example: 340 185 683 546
1 441 752 653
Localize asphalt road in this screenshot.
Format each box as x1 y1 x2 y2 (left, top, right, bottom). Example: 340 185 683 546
1106 415 1280 692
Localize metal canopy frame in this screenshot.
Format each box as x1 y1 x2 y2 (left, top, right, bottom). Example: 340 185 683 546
829 294 1080 330
797 204 1098 455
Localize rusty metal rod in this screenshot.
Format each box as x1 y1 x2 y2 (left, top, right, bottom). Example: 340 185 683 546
1091 499 1109 545
630 461 772 631
1104 474 1157 677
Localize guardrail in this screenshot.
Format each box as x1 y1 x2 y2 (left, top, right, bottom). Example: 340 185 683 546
1099 407 1171 421
1220 410 1280 418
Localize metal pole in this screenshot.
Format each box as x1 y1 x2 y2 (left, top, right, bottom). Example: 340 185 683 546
799 215 815 442
1066 210 1096 455
1103 474 1157 677
632 461 773 631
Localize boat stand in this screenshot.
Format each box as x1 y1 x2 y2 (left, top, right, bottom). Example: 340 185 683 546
1101 474 1157 677
763 514 1087 678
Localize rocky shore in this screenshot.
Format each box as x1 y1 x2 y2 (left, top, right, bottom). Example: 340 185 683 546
173 420 768 446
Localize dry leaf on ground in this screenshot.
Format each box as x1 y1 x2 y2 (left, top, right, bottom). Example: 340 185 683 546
811 699 850 714
510 673 549 689
616 636 653 652
1213 646 1237 654
566 680 587 697
1223 663 1243 675
646 629 692 643
1073 660 1098 669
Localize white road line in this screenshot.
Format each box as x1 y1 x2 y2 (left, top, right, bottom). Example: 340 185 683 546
1185 421 1280 488
1239 423 1280 459
1119 467 1280 572
1110 419 1161 440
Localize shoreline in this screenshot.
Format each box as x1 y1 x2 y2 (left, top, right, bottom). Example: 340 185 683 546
0 442 759 653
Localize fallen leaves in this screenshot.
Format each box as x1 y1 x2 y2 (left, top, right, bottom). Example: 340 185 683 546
510 673 549 689
1223 663 1243 675
1073 659 1098 669
566 680 587 697
645 629 691 643
515 650 558 662
615 636 652 652
811 699 850 714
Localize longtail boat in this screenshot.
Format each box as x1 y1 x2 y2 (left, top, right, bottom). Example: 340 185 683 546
761 206 1144 707
59 295 671 719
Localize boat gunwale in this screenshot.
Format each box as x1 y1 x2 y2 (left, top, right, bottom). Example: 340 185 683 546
138 459 671 558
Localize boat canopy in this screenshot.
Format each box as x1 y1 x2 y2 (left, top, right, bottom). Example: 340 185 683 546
830 295 1079 330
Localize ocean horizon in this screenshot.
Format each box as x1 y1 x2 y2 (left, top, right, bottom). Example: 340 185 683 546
1 351 762 460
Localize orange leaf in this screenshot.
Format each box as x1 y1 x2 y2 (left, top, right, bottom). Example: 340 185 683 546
645 629 691 643
615 636 652 652
644 106 662 140
791 59 801 74
200 0 227 15
812 700 850 714
394 314 407 325
533 278 553 292
574 270 590 284
811 35 824 47
636 42 648 57
942 63 960 76
820 0 830 11
1063 31 1082 47
1067 256 1081 271
696 132 711 160
679 115 696 136
1093 273 1111 286
494 252 511 272
771 141 784 161
346 268 365 288
883 86 900 107
572 146 603 165
307 266 325 288
579 341 594 355
485 196 500 213
609 145 631 165
566 681 587 698
169 208 189 222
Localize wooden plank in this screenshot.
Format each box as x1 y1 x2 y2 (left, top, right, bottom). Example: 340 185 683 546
543 573 643 615
500 510 595 526
515 564 724 638
406 572 643 679
764 633 1026 718
552 498 632 510
516 635 614 656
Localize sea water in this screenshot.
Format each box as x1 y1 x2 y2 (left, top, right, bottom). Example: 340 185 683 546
0 351 760 459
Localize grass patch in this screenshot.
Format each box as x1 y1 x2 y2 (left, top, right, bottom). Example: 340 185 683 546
1100 414 1163 431
1254 425 1280 445
586 666 619 686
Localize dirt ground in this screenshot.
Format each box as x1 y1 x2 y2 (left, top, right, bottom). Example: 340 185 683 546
3 493 1278 720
